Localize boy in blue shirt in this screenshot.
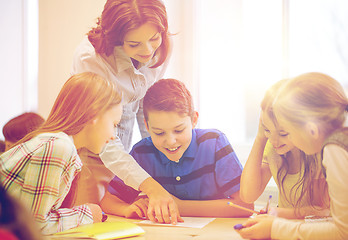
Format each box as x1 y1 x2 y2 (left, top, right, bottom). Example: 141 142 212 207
101 79 253 219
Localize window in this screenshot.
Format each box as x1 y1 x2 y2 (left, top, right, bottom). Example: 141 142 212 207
195 0 348 164
0 0 38 139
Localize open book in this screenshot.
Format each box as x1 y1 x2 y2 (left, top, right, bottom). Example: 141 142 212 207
49 221 145 240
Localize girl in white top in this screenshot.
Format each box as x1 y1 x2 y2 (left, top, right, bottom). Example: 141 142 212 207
71 0 181 224
240 80 329 219
237 72 348 240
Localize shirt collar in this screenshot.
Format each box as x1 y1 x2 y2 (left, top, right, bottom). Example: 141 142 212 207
112 46 134 73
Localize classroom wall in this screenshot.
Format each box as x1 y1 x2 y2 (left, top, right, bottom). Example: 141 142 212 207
38 0 105 118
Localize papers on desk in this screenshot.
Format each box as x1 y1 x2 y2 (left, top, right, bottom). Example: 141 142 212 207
139 217 215 228
49 221 145 240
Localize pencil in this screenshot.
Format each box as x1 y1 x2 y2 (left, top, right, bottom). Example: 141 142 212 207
227 202 259 214
265 195 272 214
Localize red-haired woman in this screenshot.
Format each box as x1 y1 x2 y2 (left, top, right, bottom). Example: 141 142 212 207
71 0 180 224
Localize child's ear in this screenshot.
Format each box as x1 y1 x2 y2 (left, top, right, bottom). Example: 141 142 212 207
305 122 319 140
192 111 199 128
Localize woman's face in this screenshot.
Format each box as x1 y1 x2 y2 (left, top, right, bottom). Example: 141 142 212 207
261 110 295 155
123 22 162 63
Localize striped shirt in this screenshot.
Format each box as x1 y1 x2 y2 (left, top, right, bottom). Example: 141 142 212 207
108 129 243 202
0 132 93 235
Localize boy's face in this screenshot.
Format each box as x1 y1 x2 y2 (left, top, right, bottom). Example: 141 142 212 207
145 110 198 162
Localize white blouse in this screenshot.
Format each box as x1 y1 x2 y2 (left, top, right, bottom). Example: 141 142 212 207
71 36 170 189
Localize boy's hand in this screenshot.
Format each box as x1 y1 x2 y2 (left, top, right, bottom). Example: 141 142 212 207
124 198 149 219
139 177 183 224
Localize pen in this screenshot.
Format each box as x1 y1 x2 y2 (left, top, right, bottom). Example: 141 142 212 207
227 202 259 214
102 211 108 222
265 195 272 214
234 224 245 230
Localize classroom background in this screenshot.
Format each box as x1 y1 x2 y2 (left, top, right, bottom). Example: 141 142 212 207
1 0 348 205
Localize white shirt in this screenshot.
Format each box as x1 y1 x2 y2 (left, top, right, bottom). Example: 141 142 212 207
71 37 169 189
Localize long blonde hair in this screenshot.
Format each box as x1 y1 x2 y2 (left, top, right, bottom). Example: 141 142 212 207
15 72 122 146
262 79 327 215
273 72 348 137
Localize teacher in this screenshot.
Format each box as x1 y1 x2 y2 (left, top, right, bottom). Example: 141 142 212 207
71 0 180 224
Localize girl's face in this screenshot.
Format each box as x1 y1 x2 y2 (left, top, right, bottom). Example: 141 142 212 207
123 22 162 63
276 117 322 155
261 111 295 155
85 104 123 154
145 110 198 162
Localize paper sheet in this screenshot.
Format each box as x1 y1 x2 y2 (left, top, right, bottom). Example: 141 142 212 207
138 217 215 228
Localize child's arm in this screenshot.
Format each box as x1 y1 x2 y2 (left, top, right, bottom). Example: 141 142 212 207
267 205 330 219
17 140 95 234
172 191 254 218
100 191 148 219
240 120 272 203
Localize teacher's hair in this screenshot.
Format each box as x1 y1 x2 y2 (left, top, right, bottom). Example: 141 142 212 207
14 72 122 146
88 0 170 68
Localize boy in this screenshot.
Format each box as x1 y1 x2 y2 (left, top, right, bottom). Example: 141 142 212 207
101 79 253 218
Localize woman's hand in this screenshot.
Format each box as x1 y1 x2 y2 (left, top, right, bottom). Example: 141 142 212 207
139 177 183 224
124 197 149 219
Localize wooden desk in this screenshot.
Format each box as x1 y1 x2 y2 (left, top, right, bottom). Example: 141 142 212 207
107 215 248 240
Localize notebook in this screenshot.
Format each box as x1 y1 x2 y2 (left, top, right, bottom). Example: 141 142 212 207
50 221 145 240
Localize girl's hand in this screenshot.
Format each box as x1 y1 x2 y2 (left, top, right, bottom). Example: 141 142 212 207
236 215 274 240
256 116 267 140
259 206 279 216
86 203 103 222
124 198 149 219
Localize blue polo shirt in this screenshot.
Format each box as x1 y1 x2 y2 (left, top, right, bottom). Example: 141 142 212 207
108 128 243 202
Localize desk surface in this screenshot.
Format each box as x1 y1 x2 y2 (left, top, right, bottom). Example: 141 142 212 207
107 215 248 240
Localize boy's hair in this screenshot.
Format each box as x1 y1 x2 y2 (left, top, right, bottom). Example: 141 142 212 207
143 78 194 121
274 72 348 137
88 0 170 68
15 72 122 146
3 112 45 143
